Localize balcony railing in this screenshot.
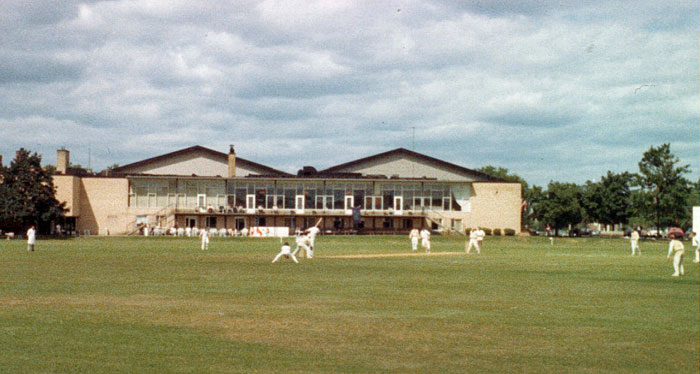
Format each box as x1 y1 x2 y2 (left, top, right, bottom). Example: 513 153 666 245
173 207 427 217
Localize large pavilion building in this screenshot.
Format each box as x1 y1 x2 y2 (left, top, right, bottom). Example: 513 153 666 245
53 145 522 236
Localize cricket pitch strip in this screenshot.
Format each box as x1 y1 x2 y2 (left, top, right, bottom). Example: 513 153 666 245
321 251 464 259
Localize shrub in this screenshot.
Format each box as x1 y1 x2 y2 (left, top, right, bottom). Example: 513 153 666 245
482 228 492 236
504 228 516 236
493 228 501 236
464 227 472 234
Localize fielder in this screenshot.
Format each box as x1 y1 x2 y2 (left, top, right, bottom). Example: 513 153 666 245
200 228 210 250
292 234 313 259
630 228 640 255
477 227 485 248
408 228 420 251
420 228 431 254
27 225 36 252
272 241 298 263
666 235 685 277
692 232 699 263
466 228 480 254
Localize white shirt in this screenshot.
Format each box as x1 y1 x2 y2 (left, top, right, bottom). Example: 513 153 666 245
27 228 36 244
280 244 292 254
630 231 639 241
477 229 485 241
200 230 209 241
306 226 320 238
409 229 420 239
469 230 478 240
420 230 430 240
692 235 699 247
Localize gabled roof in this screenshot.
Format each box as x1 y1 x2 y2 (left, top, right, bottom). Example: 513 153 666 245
320 148 506 182
112 145 292 177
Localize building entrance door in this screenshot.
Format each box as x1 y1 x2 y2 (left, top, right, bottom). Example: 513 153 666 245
295 195 305 213
344 195 354 214
394 196 403 214
185 216 197 228
234 218 245 230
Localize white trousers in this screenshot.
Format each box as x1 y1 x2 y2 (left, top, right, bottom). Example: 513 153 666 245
694 247 699 263
272 251 298 263
672 251 684 276
293 244 313 259
466 239 480 253
411 237 418 251
421 238 430 253
201 238 209 250
631 240 640 255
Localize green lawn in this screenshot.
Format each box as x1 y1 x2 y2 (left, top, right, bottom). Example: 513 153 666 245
0 235 697 373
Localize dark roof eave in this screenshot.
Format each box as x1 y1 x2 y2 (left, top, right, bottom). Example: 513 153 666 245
319 148 508 182
111 145 292 177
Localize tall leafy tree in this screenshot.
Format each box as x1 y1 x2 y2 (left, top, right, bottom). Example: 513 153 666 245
0 149 65 233
535 182 583 236
581 171 633 227
636 144 691 231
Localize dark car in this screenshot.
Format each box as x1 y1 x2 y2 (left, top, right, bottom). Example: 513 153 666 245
571 228 592 237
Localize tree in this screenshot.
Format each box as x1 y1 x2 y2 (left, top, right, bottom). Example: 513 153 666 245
0 149 65 233
534 182 583 236
43 164 56 175
581 171 633 228
636 144 692 232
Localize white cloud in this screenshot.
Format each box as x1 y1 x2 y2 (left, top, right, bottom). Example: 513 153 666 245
0 0 697 185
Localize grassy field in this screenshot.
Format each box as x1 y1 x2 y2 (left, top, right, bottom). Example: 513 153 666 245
0 235 697 373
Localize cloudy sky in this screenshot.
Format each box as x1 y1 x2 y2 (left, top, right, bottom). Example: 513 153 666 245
1 0 697 186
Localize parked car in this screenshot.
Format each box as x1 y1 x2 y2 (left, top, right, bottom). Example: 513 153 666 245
522 228 539 236
571 228 593 237
642 228 660 238
666 227 685 239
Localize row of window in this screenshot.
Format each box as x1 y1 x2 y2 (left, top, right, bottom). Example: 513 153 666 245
128 178 472 212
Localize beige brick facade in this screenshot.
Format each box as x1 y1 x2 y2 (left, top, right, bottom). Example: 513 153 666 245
51 146 522 235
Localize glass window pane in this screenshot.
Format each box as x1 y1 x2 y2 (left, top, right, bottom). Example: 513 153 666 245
334 190 344 209
284 189 295 209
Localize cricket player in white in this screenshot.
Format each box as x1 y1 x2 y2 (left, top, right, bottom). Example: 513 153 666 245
200 228 210 250
27 225 36 252
691 232 699 263
630 229 640 255
477 227 485 248
466 228 480 254
305 226 320 251
408 228 420 251
420 229 431 254
666 235 685 277
293 234 313 259
272 242 298 263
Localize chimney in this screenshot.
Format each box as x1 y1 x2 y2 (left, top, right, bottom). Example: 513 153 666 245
227 145 236 178
57 148 69 174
